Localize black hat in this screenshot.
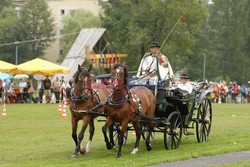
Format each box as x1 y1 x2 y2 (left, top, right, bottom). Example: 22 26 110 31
149 37 161 48
180 74 189 79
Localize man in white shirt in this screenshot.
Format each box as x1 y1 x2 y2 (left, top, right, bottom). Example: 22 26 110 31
19 79 27 103
177 74 193 94
137 39 174 81
136 38 175 112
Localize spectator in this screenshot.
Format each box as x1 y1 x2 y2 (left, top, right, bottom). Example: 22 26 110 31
52 77 61 103
7 83 16 104
60 76 65 85
221 81 228 103
0 79 2 103
38 79 44 103
43 76 51 103
26 81 34 103
227 82 233 103
232 83 240 103
19 79 27 103
10 80 18 90
240 85 248 103
66 78 74 100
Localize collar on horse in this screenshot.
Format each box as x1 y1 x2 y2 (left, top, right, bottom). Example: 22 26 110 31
71 87 103 113
71 88 95 102
107 94 129 108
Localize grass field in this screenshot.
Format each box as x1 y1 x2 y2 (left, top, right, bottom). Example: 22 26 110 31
0 103 250 167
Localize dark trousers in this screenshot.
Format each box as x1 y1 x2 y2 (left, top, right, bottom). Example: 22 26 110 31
39 89 44 103
54 91 60 103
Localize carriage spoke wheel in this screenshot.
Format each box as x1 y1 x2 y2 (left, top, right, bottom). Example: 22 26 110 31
164 111 182 150
196 98 212 143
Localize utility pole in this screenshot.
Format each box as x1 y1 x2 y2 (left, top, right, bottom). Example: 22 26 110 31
15 41 19 65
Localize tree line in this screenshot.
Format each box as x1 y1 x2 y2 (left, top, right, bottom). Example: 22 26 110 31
0 0 249 83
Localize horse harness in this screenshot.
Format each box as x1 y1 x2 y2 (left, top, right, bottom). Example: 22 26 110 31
106 89 142 115
70 87 103 113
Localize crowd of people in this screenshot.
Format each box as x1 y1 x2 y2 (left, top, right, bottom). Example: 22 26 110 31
208 81 249 104
0 74 249 104
0 76 74 104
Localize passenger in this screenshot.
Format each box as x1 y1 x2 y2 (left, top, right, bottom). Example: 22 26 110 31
177 74 193 94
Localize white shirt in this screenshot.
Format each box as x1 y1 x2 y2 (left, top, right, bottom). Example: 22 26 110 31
137 53 174 80
141 55 157 75
19 81 27 92
177 82 193 94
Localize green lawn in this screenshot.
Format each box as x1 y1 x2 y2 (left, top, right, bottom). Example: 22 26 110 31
0 103 250 167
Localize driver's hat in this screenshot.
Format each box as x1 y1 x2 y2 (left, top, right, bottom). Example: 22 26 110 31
180 74 189 79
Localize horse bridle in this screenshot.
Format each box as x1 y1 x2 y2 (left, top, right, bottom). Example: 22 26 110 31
71 73 103 113
112 66 126 90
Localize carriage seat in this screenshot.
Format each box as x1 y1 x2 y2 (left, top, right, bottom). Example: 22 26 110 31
128 77 166 90
165 88 192 116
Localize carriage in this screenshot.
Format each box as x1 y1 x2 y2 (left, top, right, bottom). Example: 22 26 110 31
70 64 213 158
93 72 213 150
121 77 213 149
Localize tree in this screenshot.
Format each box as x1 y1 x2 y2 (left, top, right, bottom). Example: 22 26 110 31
208 0 249 83
100 0 208 71
0 0 12 12
17 0 55 63
0 7 19 63
59 10 101 62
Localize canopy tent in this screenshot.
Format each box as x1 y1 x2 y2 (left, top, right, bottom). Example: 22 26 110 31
0 60 17 73
12 58 70 75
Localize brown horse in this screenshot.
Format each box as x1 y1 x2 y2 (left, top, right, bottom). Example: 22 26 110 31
102 63 156 157
70 65 110 158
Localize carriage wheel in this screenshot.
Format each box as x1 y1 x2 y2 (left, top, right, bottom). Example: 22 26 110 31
196 98 212 143
164 111 182 150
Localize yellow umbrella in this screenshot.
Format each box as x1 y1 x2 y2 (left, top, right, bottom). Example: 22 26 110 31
12 58 69 75
0 60 17 73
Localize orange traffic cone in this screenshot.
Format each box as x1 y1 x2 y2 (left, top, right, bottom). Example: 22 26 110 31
62 108 67 119
2 107 7 119
57 104 62 113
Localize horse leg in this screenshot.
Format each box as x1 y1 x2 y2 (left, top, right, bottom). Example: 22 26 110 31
85 118 95 154
146 120 154 151
117 120 128 158
131 120 141 154
72 116 89 158
102 117 113 150
71 115 78 147
109 123 115 147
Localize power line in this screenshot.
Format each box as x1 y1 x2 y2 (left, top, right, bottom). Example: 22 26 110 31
0 31 80 47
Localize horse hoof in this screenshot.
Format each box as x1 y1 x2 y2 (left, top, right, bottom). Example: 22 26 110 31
80 147 86 154
146 143 152 151
71 154 78 159
147 146 152 151
106 142 114 150
131 148 138 154
117 153 121 158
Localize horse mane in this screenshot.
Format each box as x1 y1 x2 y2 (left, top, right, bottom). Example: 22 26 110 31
74 67 91 83
113 63 128 85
